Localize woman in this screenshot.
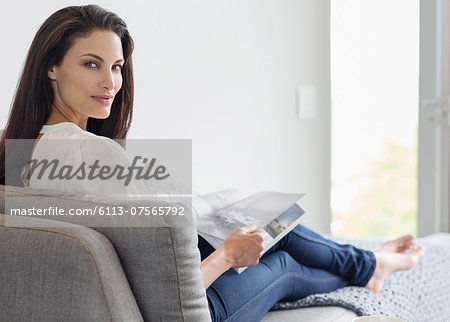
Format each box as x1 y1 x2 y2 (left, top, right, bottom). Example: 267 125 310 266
0 5 424 321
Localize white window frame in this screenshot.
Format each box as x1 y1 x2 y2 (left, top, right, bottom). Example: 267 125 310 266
418 0 450 236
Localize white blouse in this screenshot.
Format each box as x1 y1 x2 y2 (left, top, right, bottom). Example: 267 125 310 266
22 122 152 199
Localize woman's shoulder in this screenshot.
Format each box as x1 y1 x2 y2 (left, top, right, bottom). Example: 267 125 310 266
39 122 123 149
34 122 129 163
40 122 110 141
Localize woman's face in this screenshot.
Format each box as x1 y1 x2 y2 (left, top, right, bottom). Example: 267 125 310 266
47 30 124 122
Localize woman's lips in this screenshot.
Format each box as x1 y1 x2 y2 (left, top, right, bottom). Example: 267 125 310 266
92 96 112 105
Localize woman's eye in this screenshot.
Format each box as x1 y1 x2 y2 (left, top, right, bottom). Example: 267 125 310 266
112 65 122 71
85 62 98 68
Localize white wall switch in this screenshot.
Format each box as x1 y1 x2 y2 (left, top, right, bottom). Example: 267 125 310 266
296 85 317 120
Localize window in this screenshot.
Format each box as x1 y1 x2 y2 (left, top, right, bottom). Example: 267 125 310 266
331 0 420 237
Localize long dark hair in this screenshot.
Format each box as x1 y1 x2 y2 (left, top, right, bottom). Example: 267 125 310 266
0 5 134 185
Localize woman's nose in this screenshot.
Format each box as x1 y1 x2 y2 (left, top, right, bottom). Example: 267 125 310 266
100 70 115 90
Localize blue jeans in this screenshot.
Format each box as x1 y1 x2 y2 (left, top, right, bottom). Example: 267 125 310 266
197 205 376 322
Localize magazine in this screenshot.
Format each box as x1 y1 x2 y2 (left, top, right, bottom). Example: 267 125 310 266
193 189 305 273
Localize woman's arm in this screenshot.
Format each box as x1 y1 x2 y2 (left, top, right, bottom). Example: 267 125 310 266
200 225 267 289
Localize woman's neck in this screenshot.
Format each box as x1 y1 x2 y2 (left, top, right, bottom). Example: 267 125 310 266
45 106 88 130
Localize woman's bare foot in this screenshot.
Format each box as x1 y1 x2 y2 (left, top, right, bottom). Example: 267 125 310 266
365 244 425 293
376 234 416 253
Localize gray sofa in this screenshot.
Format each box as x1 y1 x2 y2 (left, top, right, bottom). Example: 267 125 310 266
0 185 357 321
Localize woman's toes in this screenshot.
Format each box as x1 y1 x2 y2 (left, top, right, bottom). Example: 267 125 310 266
377 235 418 253
413 245 425 258
401 237 419 253
398 245 425 270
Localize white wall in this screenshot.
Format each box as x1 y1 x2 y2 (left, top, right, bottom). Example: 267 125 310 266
0 0 331 233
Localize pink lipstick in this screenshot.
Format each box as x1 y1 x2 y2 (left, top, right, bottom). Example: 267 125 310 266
92 95 113 105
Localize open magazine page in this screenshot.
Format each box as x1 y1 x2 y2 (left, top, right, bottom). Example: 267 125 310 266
198 204 305 250
191 188 244 218
259 204 305 251
197 192 305 273
197 191 305 270
197 191 304 240
237 204 305 273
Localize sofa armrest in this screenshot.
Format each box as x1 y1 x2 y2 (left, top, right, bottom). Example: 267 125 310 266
0 215 143 322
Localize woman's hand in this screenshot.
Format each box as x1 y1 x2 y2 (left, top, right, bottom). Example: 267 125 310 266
218 225 268 268
200 225 268 289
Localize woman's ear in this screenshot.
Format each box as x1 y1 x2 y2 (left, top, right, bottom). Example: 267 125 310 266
47 66 57 81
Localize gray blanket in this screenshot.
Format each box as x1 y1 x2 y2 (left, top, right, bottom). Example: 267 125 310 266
271 234 450 322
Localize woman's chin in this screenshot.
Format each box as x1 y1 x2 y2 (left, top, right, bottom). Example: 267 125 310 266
92 109 111 119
